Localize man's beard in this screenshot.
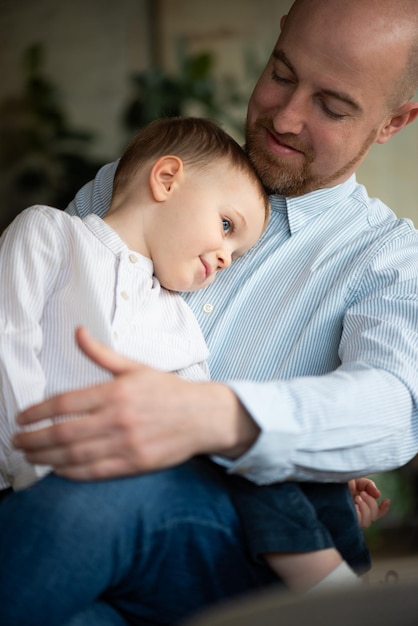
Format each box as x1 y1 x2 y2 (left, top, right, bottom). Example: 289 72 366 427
245 117 376 197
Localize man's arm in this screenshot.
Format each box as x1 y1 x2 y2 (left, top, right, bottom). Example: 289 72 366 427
12 331 395 530
226 365 416 483
14 326 417 486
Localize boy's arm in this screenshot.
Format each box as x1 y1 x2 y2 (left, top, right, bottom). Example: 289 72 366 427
0 207 62 489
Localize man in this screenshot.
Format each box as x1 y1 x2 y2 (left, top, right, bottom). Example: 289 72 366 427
1 1 418 625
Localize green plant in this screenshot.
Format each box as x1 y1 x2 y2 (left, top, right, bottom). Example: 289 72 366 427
122 45 249 138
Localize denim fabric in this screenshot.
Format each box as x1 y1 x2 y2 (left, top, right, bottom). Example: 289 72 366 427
227 475 371 574
0 459 279 626
0 487 12 504
64 602 129 625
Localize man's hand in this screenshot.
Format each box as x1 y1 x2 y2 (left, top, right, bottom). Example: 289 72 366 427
349 477 391 528
13 327 259 481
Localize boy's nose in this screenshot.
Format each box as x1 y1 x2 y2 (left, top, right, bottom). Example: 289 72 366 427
216 248 232 271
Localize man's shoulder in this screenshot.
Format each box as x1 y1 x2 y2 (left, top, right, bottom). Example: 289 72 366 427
66 160 119 218
350 180 417 237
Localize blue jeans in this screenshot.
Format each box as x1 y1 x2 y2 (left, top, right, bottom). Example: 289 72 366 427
0 458 278 626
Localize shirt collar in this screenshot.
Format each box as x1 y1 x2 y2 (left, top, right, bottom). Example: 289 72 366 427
82 213 154 276
269 174 357 235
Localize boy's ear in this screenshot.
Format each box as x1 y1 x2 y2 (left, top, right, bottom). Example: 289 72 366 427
376 101 418 144
149 155 184 201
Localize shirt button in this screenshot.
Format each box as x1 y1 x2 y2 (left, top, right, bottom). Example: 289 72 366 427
203 303 214 314
128 254 138 264
120 291 129 300
113 331 119 340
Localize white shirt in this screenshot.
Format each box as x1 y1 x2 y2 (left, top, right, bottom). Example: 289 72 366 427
0 206 209 489
68 162 418 484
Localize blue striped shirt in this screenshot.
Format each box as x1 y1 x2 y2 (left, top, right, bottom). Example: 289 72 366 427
68 163 418 484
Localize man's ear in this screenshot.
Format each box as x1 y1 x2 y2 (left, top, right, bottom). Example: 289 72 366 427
376 101 418 144
149 155 184 201
280 15 287 30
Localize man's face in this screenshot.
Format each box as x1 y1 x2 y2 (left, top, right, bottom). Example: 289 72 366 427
245 4 405 196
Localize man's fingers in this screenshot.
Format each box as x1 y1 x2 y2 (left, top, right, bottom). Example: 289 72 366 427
14 409 142 476
76 326 140 375
16 385 104 426
16 329 150 428
22 426 123 469
14 399 116 445
55 457 140 481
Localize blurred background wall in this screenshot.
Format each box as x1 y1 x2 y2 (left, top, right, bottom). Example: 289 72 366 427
0 0 417 553
1 0 417 230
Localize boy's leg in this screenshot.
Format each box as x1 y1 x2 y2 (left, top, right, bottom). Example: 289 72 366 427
0 458 278 626
227 478 336 560
300 482 371 574
227 476 369 592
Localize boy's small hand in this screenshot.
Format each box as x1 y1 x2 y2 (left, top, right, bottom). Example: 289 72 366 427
349 477 391 528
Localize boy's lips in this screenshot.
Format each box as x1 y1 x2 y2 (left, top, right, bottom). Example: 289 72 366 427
200 258 212 280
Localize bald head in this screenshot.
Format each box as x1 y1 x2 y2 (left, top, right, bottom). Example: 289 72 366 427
246 0 418 194
286 0 418 108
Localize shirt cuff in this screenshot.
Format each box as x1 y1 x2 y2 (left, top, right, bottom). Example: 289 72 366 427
212 380 300 485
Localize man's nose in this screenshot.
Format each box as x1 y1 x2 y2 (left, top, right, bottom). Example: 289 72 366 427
272 90 307 135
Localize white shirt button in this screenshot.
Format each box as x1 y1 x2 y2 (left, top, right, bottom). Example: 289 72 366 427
113 331 119 340
120 291 129 300
128 254 138 264
203 303 214 314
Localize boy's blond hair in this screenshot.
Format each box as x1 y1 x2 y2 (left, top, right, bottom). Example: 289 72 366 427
112 117 270 227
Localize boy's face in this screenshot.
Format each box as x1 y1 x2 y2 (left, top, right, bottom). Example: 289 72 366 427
148 160 266 292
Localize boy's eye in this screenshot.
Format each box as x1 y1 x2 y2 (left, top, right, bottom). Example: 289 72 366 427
222 218 233 234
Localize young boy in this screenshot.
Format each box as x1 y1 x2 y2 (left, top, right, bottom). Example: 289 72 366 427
0 116 269 491
0 118 377 619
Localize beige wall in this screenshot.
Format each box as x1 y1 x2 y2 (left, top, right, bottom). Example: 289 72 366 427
0 0 417 224
358 123 418 224
0 0 150 160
